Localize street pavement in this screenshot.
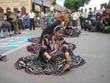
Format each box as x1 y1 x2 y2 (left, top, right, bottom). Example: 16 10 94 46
0 28 110 83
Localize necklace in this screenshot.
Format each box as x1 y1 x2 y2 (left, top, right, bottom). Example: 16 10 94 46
51 36 61 50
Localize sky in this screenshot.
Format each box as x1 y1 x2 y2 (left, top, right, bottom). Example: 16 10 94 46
56 0 109 10
56 0 64 6
82 0 109 10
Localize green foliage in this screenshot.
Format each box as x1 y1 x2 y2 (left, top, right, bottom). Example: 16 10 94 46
101 1 110 7
101 3 108 7
64 0 90 11
109 1 110 6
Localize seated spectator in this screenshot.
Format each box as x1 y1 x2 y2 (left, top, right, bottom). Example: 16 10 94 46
102 15 110 33
90 20 96 32
96 13 102 32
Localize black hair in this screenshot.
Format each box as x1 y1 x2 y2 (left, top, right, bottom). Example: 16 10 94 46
39 20 61 43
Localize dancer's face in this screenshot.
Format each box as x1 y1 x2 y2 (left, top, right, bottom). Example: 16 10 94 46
55 29 64 40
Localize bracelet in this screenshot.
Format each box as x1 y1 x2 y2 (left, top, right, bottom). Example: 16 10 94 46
44 52 51 59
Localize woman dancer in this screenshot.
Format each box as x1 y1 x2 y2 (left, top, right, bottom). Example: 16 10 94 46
15 20 85 75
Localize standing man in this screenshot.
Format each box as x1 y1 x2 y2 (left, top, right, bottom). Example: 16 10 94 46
0 9 4 38
41 10 45 30
71 10 79 28
28 9 35 30
10 8 21 34
79 8 85 29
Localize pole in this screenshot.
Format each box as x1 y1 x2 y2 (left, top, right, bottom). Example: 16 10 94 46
41 0 43 11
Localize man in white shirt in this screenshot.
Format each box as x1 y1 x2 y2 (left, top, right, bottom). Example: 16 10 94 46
28 9 35 30
79 8 85 29
99 5 105 16
71 10 79 28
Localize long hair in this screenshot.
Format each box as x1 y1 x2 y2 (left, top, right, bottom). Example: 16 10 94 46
39 20 61 43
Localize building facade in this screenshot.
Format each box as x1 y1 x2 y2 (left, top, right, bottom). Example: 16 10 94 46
0 0 68 13
0 0 31 13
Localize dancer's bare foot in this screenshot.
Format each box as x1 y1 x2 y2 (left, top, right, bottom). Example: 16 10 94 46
59 64 71 75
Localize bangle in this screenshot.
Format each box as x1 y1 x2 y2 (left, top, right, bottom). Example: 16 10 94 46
46 54 51 59
44 52 51 59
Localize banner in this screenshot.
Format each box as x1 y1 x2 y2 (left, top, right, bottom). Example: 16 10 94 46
35 4 40 11
32 0 41 4
49 5 54 11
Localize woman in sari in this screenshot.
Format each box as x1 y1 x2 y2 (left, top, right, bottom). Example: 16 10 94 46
15 20 85 75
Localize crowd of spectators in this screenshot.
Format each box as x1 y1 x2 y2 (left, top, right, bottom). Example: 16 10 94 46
79 5 110 33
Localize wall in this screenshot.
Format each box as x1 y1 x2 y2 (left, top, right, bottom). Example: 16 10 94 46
0 0 32 13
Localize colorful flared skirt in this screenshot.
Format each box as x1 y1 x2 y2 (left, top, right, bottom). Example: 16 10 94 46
15 37 85 75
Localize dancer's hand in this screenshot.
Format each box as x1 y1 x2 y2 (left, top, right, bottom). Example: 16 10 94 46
65 52 73 68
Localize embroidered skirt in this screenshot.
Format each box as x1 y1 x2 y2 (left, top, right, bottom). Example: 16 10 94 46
15 37 85 75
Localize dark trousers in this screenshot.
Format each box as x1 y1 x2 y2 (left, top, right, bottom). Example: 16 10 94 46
18 19 24 30
80 17 85 29
30 18 35 30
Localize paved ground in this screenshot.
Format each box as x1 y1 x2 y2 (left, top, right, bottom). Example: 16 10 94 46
0 28 40 54
0 28 110 83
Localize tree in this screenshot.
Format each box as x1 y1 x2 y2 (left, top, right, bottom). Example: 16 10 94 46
101 1 110 8
108 1 110 6
64 0 90 11
101 3 108 7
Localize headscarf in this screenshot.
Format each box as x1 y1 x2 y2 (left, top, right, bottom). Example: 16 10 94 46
39 20 61 43
53 25 63 33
